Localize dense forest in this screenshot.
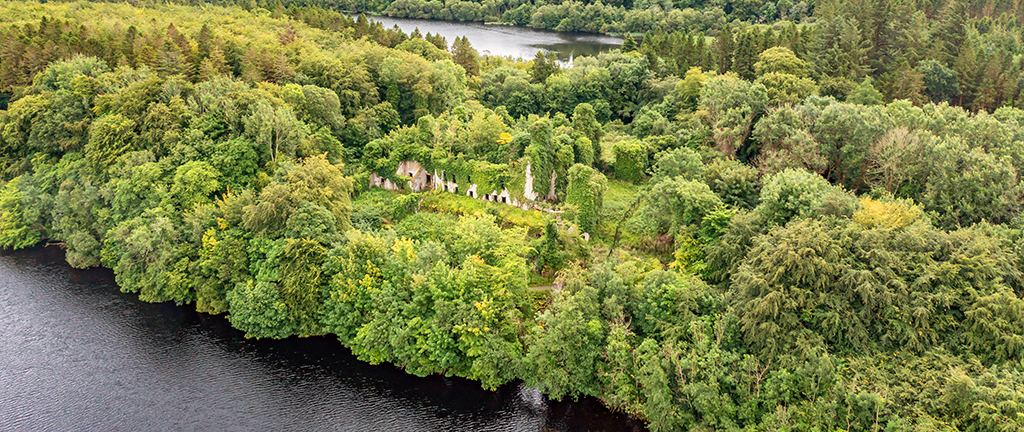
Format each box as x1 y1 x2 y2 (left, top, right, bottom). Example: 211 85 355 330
2 0 1024 430
257 0 1024 37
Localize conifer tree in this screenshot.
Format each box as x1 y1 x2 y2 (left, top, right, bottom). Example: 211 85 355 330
451 36 480 76
621 34 637 52
733 28 762 81
714 28 734 74
530 51 558 84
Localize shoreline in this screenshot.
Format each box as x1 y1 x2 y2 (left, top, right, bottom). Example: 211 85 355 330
1 242 647 430
344 10 626 38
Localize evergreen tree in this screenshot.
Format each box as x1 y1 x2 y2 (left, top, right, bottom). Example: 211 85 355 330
846 77 884 105
732 29 762 81
936 0 969 62
451 36 480 76
621 34 637 52
530 51 558 84
714 28 734 74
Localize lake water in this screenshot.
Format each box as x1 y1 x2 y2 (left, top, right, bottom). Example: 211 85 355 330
363 15 622 61
0 246 643 431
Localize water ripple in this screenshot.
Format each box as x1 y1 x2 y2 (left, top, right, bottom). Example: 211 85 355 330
0 247 642 432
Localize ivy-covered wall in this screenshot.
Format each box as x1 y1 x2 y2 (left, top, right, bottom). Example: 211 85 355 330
564 164 607 233
613 139 649 183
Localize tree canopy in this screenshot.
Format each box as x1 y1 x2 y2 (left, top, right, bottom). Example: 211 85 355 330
3 1 1024 430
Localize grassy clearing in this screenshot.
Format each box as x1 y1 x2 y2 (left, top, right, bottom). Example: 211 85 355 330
596 179 642 243
419 191 552 236
527 272 554 287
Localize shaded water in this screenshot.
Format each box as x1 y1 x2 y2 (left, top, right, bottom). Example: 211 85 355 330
364 15 622 61
0 246 643 431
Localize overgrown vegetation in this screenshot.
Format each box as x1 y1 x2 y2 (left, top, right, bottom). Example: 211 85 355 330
3 1 1024 430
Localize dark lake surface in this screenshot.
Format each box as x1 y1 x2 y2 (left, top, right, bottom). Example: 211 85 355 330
0 246 643 431
362 15 622 61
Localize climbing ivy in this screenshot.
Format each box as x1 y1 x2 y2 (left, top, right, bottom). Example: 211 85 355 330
613 139 650 183
565 164 607 233
525 118 556 200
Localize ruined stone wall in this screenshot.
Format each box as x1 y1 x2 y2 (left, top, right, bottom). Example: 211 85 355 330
369 160 551 211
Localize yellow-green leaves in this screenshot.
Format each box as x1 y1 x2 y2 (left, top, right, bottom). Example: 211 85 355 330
853 196 923 230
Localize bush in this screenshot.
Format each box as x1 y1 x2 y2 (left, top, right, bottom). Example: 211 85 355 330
755 169 836 226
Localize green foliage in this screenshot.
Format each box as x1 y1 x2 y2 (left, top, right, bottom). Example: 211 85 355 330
418 192 550 235
921 138 1021 229
524 117 560 197
611 139 648 183
396 38 451 62
700 74 769 157
846 77 884 105
572 103 602 151
621 36 637 53
285 202 341 244
675 67 710 112
245 155 354 236
530 51 559 84
536 221 565 276
5 2 1024 430
812 103 892 191
733 218 1024 362
917 60 961 104
651 147 703 183
196 227 249 315
564 164 607 233
320 221 530 387
244 100 308 164
703 158 760 209
754 47 817 105
573 136 594 167
227 280 295 339
525 280 605 401
278 238 329 335
32 55 109 92
756 169 840 226
65 230 101 269
211 138 260 189
647 178 723 228
451 36 480 76
320 230 391 344
754 47 808 77
0 177 43 249
756 72 818 106
752 105 827 176
171 161 221 211
101 209 191 303
86 114 137 171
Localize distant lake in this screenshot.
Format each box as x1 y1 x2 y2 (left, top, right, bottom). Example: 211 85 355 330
0 246 644 431
363 15 623 61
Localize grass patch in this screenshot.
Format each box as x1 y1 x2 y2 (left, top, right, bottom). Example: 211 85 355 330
351 188 421 230
527 272 554 288
596 179 642 243
419 191 552 236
